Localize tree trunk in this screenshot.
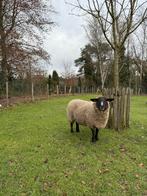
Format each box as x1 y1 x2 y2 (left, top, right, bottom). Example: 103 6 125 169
113 49 119 89
1 36 7 81
0 0 8 82
113 49 120 130
101 81 104 91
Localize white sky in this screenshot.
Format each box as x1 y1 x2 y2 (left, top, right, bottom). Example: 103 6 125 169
44 0 88 76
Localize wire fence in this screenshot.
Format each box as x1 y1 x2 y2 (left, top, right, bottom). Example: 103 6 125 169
0 81 100 107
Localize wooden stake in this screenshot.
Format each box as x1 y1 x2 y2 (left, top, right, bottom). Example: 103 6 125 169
6 81 9 107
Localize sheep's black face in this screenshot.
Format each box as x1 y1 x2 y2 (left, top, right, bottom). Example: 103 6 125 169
91 97 114 111
96 97 108 111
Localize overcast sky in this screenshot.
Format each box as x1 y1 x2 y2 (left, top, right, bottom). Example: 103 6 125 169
44 0 88 76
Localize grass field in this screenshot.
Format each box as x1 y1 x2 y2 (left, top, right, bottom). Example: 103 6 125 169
0 95 147 195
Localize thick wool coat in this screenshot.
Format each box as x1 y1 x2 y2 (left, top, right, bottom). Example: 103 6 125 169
67 99 110 129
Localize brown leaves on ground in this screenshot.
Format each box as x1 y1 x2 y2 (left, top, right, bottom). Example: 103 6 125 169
138 163 144 168
62 192 67 196
98 168 109 174
42 181 54 191
119 144 127 153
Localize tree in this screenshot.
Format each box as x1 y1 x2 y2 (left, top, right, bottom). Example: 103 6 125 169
78 77 82 93
52 70 59 90
68 0 147 89
0 0 54 83
75 44 97 87
61 61 76 91
85 17 112 89
48 74 52 95
75 43 112 88
132 21 147 93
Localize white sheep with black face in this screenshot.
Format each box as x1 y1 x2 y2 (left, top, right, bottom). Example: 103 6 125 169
66 97 114 142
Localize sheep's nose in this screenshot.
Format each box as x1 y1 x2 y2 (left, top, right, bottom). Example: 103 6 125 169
100 106 105 111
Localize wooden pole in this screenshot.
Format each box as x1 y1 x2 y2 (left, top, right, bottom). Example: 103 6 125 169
126 87 131 128
6 81 9 107
64 85 66 94
57 85 59 95
120 88 125 129
31 82 34 101
47 84 49 98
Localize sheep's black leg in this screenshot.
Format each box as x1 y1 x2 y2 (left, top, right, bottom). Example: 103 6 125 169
95 128 99 141
76 122 80 132
91 128 96 142
70 122 74 133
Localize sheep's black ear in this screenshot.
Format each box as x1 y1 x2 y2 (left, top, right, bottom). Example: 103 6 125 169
106 98 114 102
90 98 98 102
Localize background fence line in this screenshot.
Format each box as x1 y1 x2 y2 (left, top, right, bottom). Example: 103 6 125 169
0 82 133 130
0 81 102 107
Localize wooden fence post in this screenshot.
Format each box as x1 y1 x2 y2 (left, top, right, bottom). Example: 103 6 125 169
57 85 59 95
69 86 72 94
6 81 9 107
47 84 49 98
126 87 131 127
64 85 66 94
120 88 125 129
31 82 34 101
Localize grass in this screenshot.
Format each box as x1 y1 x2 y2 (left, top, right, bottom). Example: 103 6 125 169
0 94 147 195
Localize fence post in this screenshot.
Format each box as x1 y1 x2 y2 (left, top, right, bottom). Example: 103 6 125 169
126 87 131 127
47 84 49 98
57 85 59 95
31 82 34 101
64 85 66 94
69 86 72 94
120 88 125 129
6 81 9 107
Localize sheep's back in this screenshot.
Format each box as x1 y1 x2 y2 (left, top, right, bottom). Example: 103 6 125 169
66 99 91 122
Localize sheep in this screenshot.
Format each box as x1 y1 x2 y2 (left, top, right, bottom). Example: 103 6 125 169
66 97 114 142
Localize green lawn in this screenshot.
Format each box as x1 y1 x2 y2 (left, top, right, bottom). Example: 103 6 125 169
0 95 147 195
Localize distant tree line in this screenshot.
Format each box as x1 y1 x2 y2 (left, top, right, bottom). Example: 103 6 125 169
74 42 147 93
0 0 147 97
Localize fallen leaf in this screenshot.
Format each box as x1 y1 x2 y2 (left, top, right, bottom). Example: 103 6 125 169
139 163 144 168
136 184 141 190
81 181 86 185
98 169 102 174
135 174 139 178
98 168 109 174
119 144 127 152
103 168 109 173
